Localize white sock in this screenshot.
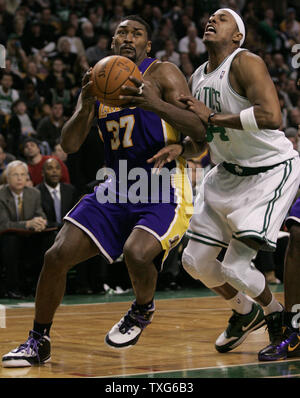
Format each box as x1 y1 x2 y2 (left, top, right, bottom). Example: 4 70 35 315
227 291 253 314
262 294 283 315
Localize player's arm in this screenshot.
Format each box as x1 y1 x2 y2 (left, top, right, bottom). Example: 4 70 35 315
179 52 282 131
120 62 206 141
61 69 96 153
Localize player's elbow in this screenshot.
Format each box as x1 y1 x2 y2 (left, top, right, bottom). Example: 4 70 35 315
60 139 78 154
263 111 282 130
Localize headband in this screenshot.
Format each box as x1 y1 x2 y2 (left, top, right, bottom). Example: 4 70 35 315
218 8 245 46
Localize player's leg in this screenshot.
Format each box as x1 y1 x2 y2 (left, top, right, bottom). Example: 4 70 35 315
105 228 161 348
2 221 99 368
259 222 300 361
182 238 265 353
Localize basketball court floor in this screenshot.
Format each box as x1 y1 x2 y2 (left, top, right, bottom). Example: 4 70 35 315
0 284 299 379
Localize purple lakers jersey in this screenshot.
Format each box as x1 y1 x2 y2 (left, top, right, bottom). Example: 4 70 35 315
96 58 181 178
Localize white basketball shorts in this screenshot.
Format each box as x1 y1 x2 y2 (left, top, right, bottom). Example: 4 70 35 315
187 157 300 251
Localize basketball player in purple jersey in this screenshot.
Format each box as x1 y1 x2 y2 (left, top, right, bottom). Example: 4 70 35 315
2 16 206 367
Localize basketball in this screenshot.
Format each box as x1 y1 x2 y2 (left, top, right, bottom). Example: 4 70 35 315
90 55 142 107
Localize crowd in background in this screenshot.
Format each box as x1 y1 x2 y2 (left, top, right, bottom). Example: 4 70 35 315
0 0 299 298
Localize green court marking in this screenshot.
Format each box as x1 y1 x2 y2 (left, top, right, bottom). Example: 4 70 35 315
116 359 300 378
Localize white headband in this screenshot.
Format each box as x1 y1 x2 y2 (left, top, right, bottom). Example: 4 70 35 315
218 8 245 46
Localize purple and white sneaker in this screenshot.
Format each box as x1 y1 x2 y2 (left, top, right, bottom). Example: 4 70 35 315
105 300 155 348
2 331 51 367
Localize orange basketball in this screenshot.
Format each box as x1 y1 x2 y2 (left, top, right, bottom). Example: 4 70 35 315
90 55 142 107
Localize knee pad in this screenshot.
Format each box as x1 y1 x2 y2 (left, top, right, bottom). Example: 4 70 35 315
182 248 225 288
221 240 265 298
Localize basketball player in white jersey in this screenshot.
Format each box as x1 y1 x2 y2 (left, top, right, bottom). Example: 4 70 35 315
120 8 300 359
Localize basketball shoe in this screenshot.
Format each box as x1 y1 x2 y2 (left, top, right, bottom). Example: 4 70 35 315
215 302 265 353
2 331 51 367
258 310 300 361
105 300 155 348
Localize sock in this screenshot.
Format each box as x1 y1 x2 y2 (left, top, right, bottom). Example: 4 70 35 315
262 295 283 315
134 299 154 313
227 292 253 314
33 320 52 337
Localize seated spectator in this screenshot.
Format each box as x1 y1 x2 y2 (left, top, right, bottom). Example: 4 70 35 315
22 61 47 99
22 137 70 186
0 145 15 181
46 78 73 116
43 57 73 92
56 38 77 75
21 20 55 58
80 20 97 49
178 25 206 56
2 58 24 91
7 100 36 157
0 72 19 121
0 160 48 298
19 81 42 125
279 7 300 44
85 35 110 67
36 158 77 229
155 39 181 67
285 127 299 153
36 102 66 150
57 25 85 57
288 107 300 129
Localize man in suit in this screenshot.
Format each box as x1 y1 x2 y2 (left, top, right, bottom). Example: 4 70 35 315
0 160 48 298
36 158 77 229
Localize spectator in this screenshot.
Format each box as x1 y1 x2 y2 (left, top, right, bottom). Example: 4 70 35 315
80 20 97 49
279 7 300 44
7 100 36 157
56 38 77 75
5 37 28 74
0 145 15 180
2 58 24 91
85 35 110 67
19 81 42 125
22 137 70 186
36 102 66 150
155 39 181 67
0 160 47 298
288 107 300 129
57 25 85 57
285 127 299 153
22 61 47 99
21 20 55 58
43 57 73 92
36 158 77 229
0 72 19 119
178 25 206 55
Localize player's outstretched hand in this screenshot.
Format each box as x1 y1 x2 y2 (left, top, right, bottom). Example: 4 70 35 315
119 76 159 110
179 95 211 124
147 144 183 174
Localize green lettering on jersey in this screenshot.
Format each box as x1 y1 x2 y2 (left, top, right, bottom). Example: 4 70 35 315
206 125 229 142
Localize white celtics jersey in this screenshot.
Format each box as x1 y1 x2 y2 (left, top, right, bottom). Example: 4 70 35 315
191 48 298 167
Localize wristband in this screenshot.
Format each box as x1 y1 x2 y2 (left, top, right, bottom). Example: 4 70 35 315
239 106 259 131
